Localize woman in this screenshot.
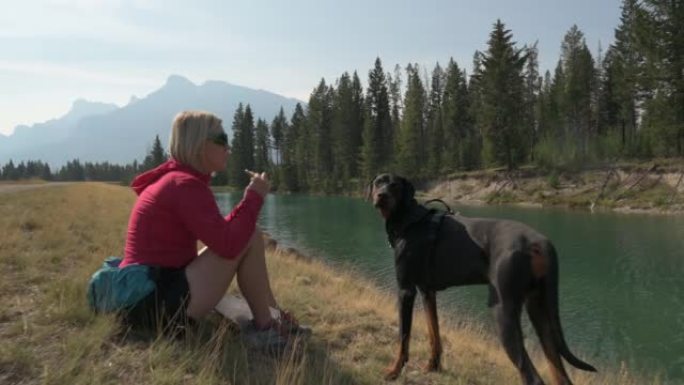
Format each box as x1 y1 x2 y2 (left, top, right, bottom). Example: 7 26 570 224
121 110 306 345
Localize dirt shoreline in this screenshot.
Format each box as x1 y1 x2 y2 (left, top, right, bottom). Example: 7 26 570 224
429 196 684 216
422 165 684 216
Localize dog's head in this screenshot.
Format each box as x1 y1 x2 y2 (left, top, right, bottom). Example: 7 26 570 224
368 173 415 220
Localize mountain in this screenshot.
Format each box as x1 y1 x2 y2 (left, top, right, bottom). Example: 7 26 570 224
0 99 119 161
0 75 303 167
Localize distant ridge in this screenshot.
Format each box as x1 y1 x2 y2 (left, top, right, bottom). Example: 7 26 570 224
0 75 303 167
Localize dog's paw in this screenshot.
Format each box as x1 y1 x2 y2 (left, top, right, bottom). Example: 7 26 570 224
383 367 401 381
422 359 441 373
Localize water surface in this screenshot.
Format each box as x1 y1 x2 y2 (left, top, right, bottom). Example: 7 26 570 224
217 193 684 382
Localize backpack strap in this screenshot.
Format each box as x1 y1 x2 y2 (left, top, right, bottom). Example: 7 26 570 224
423 209 447 286
424 198 455 215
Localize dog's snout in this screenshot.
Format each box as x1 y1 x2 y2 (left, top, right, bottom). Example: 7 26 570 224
375 190 389 201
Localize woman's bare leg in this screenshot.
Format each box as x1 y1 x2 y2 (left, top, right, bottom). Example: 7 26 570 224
236 227 278 312
185 227 278 328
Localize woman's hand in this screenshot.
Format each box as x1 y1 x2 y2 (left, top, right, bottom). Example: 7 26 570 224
245 169 270 198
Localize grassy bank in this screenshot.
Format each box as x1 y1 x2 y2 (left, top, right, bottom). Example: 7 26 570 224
0 183 659 384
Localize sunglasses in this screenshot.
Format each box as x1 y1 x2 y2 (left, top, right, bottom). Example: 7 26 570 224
209 132 229 147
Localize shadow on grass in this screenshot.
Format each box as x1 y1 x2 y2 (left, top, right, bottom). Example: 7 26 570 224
115 313 359 385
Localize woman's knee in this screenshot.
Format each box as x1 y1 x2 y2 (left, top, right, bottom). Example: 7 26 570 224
251 226 263 243
245 226 264 252
229 226 262 264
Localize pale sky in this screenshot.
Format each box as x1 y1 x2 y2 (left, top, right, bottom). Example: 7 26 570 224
0 0 622 136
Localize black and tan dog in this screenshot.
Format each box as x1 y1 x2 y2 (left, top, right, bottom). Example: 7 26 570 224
370 173 596 385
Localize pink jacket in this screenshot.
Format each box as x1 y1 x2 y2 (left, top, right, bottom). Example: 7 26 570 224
121 159 263 269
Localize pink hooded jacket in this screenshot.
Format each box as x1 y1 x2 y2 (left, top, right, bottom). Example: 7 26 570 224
121 159 263 269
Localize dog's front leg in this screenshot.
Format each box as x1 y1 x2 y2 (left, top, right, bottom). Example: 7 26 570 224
385 286 416 381
419 288 442 372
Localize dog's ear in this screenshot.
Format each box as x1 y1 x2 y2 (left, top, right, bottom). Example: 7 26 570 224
400 177 415 202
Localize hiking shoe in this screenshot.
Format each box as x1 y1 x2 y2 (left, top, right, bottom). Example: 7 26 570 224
242 320 289 354
277 309 312 338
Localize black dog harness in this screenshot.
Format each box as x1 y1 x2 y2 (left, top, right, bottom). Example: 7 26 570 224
388 204 448 290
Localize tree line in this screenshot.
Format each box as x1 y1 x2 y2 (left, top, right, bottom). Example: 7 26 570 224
2 0 681 193
226 0 683 192
0 136 168 183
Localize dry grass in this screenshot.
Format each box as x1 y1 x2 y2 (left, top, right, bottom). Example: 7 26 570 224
0 179 46 185
0 183 659 385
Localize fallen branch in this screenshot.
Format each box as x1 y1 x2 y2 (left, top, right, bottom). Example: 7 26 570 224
667 170 684 205
493 179 511 196
506 172 519 190
614 164 658 201
593 168 618 203
645 174 664 191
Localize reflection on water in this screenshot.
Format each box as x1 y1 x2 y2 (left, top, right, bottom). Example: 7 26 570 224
216 192 684 382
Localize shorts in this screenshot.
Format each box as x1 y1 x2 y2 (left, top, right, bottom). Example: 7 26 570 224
124 265 193 335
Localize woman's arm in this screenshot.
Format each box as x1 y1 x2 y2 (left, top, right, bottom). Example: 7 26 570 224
174 178 264 259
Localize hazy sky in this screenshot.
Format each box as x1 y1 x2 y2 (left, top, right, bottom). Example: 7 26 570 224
1 0 622 136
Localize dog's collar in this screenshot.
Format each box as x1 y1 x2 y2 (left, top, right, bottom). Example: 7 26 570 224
386 203 432 249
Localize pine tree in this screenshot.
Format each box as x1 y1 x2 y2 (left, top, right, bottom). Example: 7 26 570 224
60 160 85 181
254 118 271 173
524 42 542 157
25 160 38 179
609 0 643 151
292 103 311 191
599 47 621 132
243 105 256 172
307 79 334 191
350 71 365 179
15 162 26 179
534 64 570 169
443 58 478 170
41 163 52 181
332 72 356 188
549 61 567 137
2 160 17 180
561 25 596 161
537 70 555 139
388 64 403 157
639 0 684 155
361 57 393 178
478 20 528 169
270 107 287 165
228 104 244 186
396 64 426 178
142 135 167 171
468 52 486 169
228 103 255 188
426 63 445 175
281 103 303 191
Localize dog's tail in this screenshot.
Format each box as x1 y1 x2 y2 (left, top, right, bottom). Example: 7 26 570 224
545 244 597 372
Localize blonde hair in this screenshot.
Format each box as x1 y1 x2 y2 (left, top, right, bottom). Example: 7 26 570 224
169 111 223 171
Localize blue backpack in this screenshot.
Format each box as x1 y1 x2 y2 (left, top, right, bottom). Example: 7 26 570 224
87 257 156 313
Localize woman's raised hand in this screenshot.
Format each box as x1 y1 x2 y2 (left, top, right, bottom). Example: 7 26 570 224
244 169 270 198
